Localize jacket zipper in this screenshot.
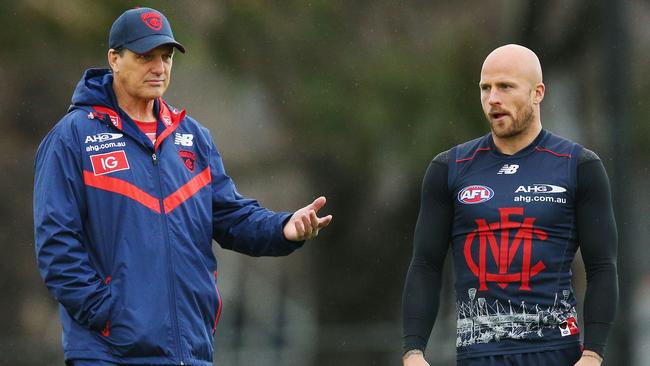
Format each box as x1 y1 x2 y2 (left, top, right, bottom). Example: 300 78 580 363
152 150 186 365
97 110 186 364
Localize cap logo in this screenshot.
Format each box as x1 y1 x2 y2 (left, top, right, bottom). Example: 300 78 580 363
141 12 163 31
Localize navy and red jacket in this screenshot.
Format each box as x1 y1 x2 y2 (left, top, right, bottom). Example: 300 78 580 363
33 68 302 365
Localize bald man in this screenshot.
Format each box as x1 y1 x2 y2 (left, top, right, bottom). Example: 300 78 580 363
401 44 618 366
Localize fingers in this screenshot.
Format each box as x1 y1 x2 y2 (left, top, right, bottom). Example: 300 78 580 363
309 210 319 229
291 210 330 241
293 217 305 238
301 213 314 237
309 196 327 213
291 213 313 240
286 196 332 241
317 214 333 228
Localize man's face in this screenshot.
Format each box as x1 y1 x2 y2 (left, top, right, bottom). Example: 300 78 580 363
111 45 174 101
479 67 536 139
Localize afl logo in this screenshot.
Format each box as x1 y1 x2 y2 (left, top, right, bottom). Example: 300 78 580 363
458 185 494 204
141 12 163 31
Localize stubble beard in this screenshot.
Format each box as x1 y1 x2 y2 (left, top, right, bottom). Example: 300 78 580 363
490 104 534 139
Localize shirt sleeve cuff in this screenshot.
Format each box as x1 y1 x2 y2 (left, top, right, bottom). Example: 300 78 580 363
275 212 305 249
402 335 427 354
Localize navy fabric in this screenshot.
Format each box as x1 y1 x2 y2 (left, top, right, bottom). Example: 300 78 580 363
68 361 176 366
67 360 118 366
447 130 583 359
109 7 185 53
34 68 301 365
457 345 582 366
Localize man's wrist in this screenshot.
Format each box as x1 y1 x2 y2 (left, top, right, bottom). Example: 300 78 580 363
402 349 424 360
581 350 603 363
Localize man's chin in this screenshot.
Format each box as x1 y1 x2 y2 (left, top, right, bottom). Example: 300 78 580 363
140 90 166 100
490 124 519 139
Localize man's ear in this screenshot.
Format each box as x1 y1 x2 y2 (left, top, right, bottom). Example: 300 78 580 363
533 82 545 104
108 49 120 73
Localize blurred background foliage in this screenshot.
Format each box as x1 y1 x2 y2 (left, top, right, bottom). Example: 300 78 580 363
1 1 648 365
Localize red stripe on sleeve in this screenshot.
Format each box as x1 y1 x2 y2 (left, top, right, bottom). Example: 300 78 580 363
212 270 223 334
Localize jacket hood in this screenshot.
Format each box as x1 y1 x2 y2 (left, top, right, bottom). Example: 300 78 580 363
69 68 119 113
66 68 188 151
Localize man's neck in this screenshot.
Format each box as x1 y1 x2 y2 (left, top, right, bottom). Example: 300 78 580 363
492 121 542 155
112 84 157 122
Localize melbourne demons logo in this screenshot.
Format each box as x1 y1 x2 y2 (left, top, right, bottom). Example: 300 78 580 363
178 150 196 172
141 12 163 31
464 207 547 291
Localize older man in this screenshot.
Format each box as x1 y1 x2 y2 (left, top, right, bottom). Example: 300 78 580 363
34 7 331 366
401 44 618 366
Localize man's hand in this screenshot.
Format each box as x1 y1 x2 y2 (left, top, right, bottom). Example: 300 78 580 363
283 196 332 241
403 350 429 366
574 350 603 366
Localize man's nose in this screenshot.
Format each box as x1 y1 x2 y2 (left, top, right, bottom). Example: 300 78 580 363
150 56 165 74
487 89 501 105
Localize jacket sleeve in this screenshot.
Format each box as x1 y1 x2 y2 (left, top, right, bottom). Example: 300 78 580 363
33 119 112 331
209 139 303 256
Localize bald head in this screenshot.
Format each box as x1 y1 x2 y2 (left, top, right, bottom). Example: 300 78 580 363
481 44 543 87
478 44 545 150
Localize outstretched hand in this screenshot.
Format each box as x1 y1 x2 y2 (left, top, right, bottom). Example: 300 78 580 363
283 196 332 241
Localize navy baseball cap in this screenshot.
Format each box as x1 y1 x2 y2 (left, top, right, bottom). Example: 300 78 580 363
109 7 185 54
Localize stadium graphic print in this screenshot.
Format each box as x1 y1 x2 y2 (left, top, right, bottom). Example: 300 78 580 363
456 288 579 347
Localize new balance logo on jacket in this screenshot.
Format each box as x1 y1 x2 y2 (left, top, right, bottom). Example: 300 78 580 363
174 133 194 146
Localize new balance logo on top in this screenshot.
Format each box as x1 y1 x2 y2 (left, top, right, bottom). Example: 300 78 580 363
497 164 519 175
174 133 194 147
